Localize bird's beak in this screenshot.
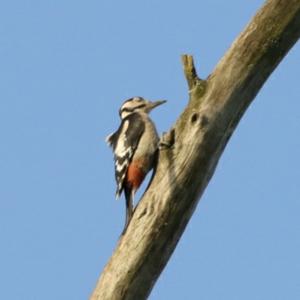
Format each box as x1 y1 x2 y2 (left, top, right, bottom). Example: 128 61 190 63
148 100 167 111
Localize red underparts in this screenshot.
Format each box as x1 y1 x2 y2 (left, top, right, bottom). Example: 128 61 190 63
126 161 146 191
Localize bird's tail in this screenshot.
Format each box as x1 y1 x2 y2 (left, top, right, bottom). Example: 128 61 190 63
122 186 134 235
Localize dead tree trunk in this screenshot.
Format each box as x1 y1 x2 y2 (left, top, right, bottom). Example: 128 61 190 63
91 0 300 299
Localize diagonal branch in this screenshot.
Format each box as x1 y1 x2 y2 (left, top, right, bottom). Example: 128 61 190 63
91 0 300 299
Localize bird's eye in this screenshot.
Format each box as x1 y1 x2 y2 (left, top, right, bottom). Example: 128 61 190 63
133 104 146 110
120 104 146 116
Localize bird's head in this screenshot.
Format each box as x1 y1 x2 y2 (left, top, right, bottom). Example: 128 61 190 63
119 97 166 119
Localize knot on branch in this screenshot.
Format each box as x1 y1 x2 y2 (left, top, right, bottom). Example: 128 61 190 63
159 129 175 149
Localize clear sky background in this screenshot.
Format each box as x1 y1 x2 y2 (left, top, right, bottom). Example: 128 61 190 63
1 1 299 299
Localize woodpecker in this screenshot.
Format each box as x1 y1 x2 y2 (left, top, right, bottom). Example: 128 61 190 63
106 96 166 233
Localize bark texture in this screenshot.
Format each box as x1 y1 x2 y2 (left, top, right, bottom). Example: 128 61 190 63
91 0 300 299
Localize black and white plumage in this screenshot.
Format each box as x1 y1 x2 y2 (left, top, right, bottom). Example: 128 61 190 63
106 112 145 198
106 97 166 233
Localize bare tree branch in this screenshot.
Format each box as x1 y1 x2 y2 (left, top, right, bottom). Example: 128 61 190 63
90 0 300 299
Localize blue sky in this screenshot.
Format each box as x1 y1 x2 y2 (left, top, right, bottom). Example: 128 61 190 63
1 0 299 299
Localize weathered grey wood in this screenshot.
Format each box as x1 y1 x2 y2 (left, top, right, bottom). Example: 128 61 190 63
90 0 300 299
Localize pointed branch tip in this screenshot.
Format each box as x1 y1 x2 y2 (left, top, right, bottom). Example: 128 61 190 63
181 55 206 98
181 54 200 90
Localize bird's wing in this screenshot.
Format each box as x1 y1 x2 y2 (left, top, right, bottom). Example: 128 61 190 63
112 113 145 198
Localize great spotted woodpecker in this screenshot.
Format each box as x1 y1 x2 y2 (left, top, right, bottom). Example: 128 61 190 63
106 97 166 233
